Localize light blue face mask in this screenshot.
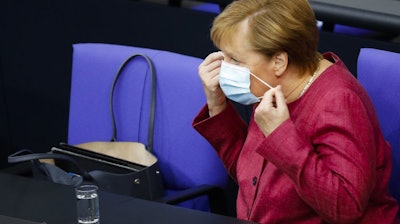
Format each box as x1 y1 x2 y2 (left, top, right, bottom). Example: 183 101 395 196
219 60 273 105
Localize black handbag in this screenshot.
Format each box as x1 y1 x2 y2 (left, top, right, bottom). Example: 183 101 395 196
8 54 164 200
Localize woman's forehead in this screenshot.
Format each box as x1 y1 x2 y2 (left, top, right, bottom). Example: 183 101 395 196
220 20 252 51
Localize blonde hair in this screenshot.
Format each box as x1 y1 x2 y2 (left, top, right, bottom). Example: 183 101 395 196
211 0 321 76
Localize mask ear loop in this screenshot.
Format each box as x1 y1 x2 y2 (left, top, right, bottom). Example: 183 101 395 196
249 72 274 99
249 73 274 89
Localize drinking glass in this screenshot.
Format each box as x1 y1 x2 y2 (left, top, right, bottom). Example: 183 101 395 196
75 185 100 224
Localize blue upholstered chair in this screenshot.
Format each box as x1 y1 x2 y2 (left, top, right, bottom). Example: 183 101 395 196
68 43 228 213
190 3 221 13
357 48 400 214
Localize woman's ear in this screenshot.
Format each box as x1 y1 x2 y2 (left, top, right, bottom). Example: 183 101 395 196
273 52 288 77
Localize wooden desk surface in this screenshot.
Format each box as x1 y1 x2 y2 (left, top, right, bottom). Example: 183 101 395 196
0 172 255 224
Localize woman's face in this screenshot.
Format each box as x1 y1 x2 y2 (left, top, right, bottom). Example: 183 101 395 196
219 19 277 98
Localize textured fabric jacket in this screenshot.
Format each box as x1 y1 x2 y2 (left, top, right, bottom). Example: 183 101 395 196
193 53 399 223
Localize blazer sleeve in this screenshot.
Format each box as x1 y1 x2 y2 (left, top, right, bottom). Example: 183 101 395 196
192 101 248 179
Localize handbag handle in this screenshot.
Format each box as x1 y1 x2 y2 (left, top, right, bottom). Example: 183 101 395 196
109 54 156 153
8 149 78 163
7 149 90 178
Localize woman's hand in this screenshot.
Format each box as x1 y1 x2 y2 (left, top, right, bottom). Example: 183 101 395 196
198 52 227 116
254 85 290 136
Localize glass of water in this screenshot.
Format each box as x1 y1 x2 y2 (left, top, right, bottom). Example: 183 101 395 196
75 185 100 224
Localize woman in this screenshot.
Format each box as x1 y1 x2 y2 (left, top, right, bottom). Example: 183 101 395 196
192 0 399 223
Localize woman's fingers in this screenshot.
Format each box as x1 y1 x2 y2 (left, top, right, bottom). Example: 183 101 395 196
198 52 227 113
199 52 224 83
274 85 288 112
255 86 290 136
200 52 224 71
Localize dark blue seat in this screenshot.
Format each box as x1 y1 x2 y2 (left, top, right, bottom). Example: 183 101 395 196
357 48 400 215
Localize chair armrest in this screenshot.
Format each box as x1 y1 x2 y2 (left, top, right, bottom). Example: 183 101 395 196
154 184 230 216
154 184 220 204
154 184 228 215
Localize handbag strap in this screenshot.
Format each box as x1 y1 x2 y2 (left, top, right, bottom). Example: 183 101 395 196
109 54 156 153
8 149 88 176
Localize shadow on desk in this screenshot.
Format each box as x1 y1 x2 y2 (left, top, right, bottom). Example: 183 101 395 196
0 172 254 224
0 215 46 224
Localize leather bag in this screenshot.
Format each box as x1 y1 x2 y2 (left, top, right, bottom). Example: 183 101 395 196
8 54 164 200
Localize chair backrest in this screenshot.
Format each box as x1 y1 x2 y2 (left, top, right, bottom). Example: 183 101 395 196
357 48 400 206
68 43 228 191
